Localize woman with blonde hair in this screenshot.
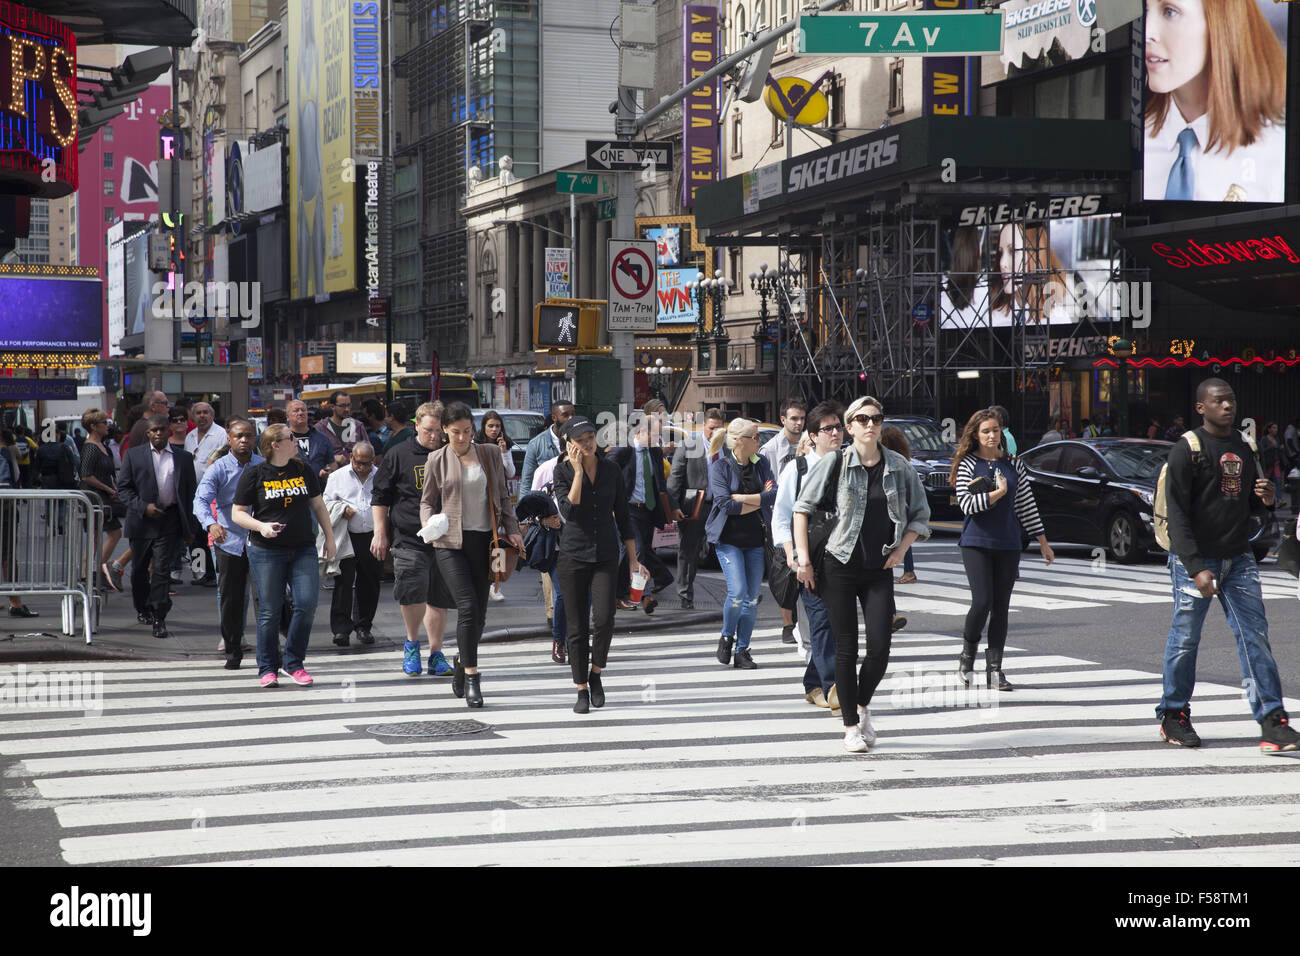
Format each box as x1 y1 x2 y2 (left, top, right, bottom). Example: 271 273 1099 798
1144 0 1286 202
705 419 777 670
793 397 930 753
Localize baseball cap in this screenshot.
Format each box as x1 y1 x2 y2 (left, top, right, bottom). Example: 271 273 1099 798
563 417 596 441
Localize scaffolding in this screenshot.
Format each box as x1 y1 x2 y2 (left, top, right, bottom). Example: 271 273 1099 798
767 201 1148 437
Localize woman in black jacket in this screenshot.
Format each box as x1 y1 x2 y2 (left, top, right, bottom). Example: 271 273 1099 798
551 417 646 714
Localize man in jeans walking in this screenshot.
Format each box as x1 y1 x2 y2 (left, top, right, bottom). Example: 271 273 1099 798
1159 377 1299 752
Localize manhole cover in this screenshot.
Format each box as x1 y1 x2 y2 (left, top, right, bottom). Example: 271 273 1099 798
366 719 492 738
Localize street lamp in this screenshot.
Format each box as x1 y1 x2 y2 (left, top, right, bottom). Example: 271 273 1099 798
751 264 779 374
685 278 711 372
707 269 734 369
490 217 574 244
646 356 673 401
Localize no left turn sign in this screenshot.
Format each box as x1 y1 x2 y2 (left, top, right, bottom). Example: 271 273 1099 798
607 238 657 331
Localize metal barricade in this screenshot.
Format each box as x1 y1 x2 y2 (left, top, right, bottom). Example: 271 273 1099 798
0 489 105 644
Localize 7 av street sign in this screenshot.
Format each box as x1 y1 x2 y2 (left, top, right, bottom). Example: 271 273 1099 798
586 140 673 173
797 11 1004 56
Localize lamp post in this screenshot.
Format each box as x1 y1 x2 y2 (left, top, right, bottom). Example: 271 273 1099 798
708 269 734 370
1111 337 1134 437
646 356 672 402
751 264 778 374
685 278 711 373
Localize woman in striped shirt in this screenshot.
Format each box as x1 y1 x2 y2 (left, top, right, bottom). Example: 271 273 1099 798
950 408 1054 691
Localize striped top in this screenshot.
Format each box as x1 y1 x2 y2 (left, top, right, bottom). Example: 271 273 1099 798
954 454 1045 546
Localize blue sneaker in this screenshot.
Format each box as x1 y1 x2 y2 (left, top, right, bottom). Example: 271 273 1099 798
403 641 422 676
429 651 454 676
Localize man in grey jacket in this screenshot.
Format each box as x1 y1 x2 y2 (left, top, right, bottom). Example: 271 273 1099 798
667 408 724 609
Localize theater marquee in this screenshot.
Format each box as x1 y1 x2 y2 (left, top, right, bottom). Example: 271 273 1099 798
0 2 77 197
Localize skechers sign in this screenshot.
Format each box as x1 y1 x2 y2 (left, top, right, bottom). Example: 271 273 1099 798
785 133 900 196
0 3 77 197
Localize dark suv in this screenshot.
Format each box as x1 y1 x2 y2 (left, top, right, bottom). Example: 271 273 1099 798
884 416 961 521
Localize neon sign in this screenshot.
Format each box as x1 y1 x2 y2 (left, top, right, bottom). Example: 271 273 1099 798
1095 355 1300 369
1149 235 1300 269
0 2 77 197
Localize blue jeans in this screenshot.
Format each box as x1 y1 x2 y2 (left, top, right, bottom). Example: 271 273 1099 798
247 543 319 678
549 568 567 643
801 587 836 695
715 542 765 650
1159 552 1284 722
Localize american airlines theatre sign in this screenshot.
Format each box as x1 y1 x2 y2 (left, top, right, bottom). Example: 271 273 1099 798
0 2 77 198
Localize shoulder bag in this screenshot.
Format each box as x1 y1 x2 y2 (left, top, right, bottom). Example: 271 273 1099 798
806 451 844 569
767 456 809 609
483 445 524 584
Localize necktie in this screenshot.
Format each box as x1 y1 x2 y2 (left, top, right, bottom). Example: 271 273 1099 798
1164 128 1197 201
641 448 654 506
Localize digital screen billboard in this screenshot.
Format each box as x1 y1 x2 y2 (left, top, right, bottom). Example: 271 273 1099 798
0 267 103 367
940 209 1122 329
1142 0 1288 203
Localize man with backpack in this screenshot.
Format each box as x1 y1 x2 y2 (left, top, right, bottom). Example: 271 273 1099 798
1155 377 1299 752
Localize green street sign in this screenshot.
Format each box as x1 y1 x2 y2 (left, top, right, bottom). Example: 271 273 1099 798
597 198 616 221
556 171 605 195
797 11 1003 56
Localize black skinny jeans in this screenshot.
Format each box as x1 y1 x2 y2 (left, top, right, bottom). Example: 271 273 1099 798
434 530 492 668
557 551 619 684
216 549 251 655
821 547 894 727
960 546 1020 655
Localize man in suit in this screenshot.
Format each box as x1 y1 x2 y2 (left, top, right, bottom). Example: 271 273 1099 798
608 415 675 611
668 407 725 610
117 414 199 639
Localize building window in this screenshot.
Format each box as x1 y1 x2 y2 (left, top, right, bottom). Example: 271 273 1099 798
103 179 114 196
888 59 904 114
730 109 743 159
754 0 766 31
732 4 746 53
771 111 784 148
103 126 113 142
729 247 742 291
104 207 115 223
103 152 113 169
826 72 846 129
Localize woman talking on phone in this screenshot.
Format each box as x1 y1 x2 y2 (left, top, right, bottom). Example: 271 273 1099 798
420 402 522 709
551 416 645 714
950 408 1053 691
233 423 336 688
476 409 516 604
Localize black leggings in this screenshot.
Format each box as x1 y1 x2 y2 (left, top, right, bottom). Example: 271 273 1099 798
557 552 619 684
434 530 492 668
821 548 894 727
960 546 1021 654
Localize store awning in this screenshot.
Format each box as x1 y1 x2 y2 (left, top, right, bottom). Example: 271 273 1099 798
46 0 197 47
1116 205 1300 314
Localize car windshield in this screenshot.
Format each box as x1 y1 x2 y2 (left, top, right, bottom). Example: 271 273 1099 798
890 420 953 457
1099 443 1168 481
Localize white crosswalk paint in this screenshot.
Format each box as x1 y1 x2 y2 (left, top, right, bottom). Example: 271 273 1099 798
3 623 1299 866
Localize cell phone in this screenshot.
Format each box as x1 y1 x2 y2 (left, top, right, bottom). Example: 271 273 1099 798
272 522 286 534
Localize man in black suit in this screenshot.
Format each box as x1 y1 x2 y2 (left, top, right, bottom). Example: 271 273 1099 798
117 414 199 638
667 407 725 610
608 416 675 611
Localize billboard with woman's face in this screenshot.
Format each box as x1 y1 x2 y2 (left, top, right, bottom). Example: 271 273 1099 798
1142 0 1288 203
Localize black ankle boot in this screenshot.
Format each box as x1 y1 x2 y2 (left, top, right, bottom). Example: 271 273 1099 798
588 670 605 708
574 689 590 714
958 640 978 686
986 650 1012 691
451 655 465 698
465 673 483 708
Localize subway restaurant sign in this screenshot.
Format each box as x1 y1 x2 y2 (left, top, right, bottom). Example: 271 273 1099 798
797 11 1004 56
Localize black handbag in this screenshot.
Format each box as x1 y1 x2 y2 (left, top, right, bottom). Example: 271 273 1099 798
1276 531 1300 577
767 534 799 609
805 451 843 568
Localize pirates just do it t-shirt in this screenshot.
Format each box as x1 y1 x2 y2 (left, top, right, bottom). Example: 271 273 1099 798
234 458 322 550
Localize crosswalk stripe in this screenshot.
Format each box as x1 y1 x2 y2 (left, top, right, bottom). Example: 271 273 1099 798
5 621 1299 867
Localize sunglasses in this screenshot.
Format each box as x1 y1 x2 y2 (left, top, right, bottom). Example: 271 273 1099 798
850 413 884 427
816 423 844 434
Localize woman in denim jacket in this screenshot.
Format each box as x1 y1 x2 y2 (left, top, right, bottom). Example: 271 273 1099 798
793 396 931 753
705 419 777 671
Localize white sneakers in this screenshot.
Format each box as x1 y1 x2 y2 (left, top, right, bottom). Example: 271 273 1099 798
489 586 505 603
842 708 877 753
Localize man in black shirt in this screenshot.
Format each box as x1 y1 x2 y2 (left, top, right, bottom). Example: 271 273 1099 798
1159 378 1298 752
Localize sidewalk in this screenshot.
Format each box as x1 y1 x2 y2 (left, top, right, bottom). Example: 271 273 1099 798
0 567 729 664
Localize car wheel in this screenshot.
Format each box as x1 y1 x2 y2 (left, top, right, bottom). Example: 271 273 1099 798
1107 510 1140 563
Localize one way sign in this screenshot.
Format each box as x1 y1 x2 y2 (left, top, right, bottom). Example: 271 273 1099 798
586 140 674 173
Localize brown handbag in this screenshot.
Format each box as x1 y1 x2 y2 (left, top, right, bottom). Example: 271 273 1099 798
483 445 523 584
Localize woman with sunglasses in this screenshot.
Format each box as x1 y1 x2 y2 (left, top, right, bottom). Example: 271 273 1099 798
706 419 778 671
233 423 336 688
949 408 1053 691
793 397 931 753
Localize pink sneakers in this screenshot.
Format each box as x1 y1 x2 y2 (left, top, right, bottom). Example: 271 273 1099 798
260 672 279 688
283 668 314 686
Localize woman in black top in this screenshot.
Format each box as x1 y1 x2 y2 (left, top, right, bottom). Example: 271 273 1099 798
79 409 124 581
233 423 336 688
552 417 645 714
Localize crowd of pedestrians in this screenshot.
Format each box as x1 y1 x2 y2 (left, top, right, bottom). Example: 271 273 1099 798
3 375 1298 756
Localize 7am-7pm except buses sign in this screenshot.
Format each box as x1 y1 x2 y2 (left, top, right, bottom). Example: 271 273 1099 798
797 11 1004 56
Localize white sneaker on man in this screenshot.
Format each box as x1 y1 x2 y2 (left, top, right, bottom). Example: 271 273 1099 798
843 725 868 753
857 707 877 746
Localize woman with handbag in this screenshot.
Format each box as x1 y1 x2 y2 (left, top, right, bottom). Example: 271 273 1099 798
706 419 778 671
477 409 516 604
793 396 931 753
950 407 1053 692
515 488 566 664
418 402 522 708
552 416 645 714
